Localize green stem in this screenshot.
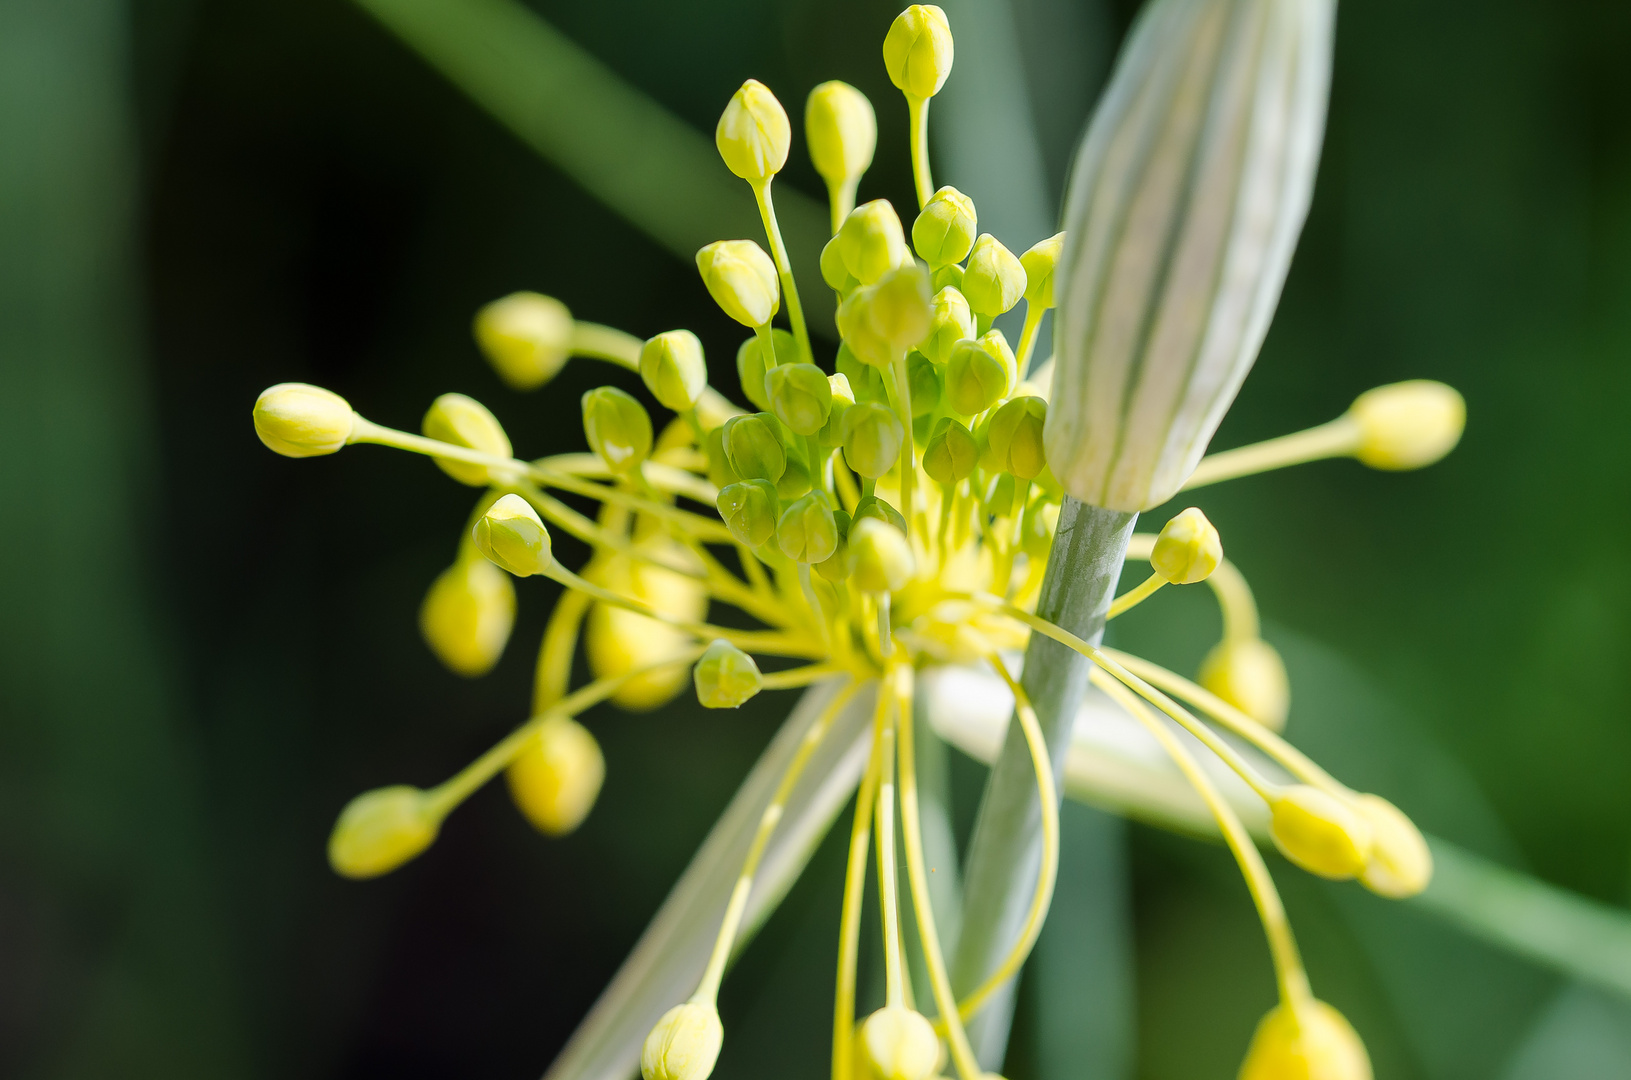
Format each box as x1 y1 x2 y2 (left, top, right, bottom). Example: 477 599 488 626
753 179 813 365
908 95 934 209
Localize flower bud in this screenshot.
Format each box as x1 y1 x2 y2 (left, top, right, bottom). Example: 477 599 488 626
328 786 440 879
777 493 839 563
693 639 764 709
1239 999 1371 1080
961 234 1026 318
421 392 513 486
640 330 708 413
776 454 813 501
841 401 905 479
839 199 911 286
912 186 977 268
819 373 855 447
853 494 908 536
985 470 1019 519
717 480 780 548
1354 794 1432 899
716 78 790 182
473 291 573 390
253 383 355 458
944 334 1011 415
1198 637 1290 731
723 413 787 483
931 263 964 293
586 547 706 710
767 362 834 436
641 1001 725 1080
902 352 940 418
860 1005 939 1080
849 518 915 593
735 328 795 411
985 395 1047 479
1020 231 1064 309
1270 785 1373 880
821 235 857 293
923 286 974 366
806 80 876 188
697 240 780 327
583 386 653 474
1049 0 1335 511
420 557 516 677
882 5 954 100
837 264 934 368
473 493 553 577
506 715 605 836
816 510 853 583
705 426 737 489
923 417 977 483
1348 380 1465 470
1150 507 1222 584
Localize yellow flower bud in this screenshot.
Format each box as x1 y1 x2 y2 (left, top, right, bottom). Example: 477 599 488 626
586 547 707 711
819 372 856 447
1348 380 1465 470
767 362 834 436
1239 999 1371 1080
473 493 553 577
252 382 355 458
806 80 876 187
931 263 964 293
717 479 779 548
860 1006 939 1080
842 402 905 480
697 240 780 327
1198 637 1291 731
473 291 574 391
717 79 790 183
1150 507 1223 584
849 517 915 593
421 392 513 486
641 1001 724 1080
912 186 977 268
853 494 908 536
1020 231 1064 309
328 785 440 879
693 638 764 709
778 492 839 563
816 510 852 584
923 286 974 366
582 386 653 474
839 200 911 286
1354 794 1433 899
506 715 605 836
944 334 1012 416
961 233 1027 317
906 352 942 416
640 330 708 413
419 557 516 677
882 5 954 100
837 264 934 368
821 235 857 293
1270 785 1373 880
985 396 1048 479
923 417 977 484
723 413 788 483
735 328 795 411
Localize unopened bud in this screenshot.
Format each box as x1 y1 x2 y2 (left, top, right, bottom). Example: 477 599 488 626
421 392 513 486
583 386 653 474
723 413 787 483
705 425 737 489
473 493 553 577
717 480 780 548
420 557 516 677
328 786 440 879
912 186 977 268
253 383 355 458
640 330 708 413
735 329 795 411
923 286 974 366
1348 380 1465 470
842 401 905 479
473 291 573 390
506 715 605 836
1240 999 1371 1080
817 510 852 583
1020 232 1064 309
849 517 915 593
716 79 790 182
1270 785 1373 880
1150 507 1222 584
806 81 876 188
776 454 813 501
882 5 954 100
839 199 911 286
961 233 1027 317
1355 794 1432 899
860 1005 939 1080
694 639 764 708
923 417 977 483
853 495 908 536
838 264 933 368
697 240 780 328
778 492 839 563
767 362 834 436
985 395 1047 479
641 1001 725 1080
905 352 942 417
586 550 706 710
819 373 856 447
821 235 857 293
931 263 964 293
1198 637 1290 731
944 333 1013 415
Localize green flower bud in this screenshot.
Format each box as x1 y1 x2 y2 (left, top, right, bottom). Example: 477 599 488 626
961 233 1027 317
734 328 795 411
775 454 813 501
639 330 707 413
882 5 954 100
923 286 974 366
912 186 977 267
819 373 855 447
945 336 1010 415
1021 498 1059 557
697 240 780 327
252 383 355 458
777 492 839 563
841 401 905 479
820 234 857 292
716 78 790 182
421 392 512 486
985 470 1018 518
985 395 1047 479
472 493 553 577
835 343 874 398
1150 507 1222 584
852 494 907 536
705 425 738 489
848 517 915 594
328 785 440 879
716 479 780 548
922 417 977 483
723 413 787 483
582 386 653 473
473 291 573 390
836 264 933 368
766 362 834 436
641 1001 725 1080
905 351 941 417
806 80 876 188
692 639 764 709
420 557 516 677
931 263 964 293
816 510 852 583
860 1005 940 1080
838 199 910 286
1020 232 1064 309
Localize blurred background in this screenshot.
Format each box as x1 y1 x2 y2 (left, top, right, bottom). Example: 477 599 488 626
3 0 1630 1077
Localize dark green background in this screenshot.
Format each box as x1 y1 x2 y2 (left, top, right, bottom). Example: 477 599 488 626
3 0 1629 1077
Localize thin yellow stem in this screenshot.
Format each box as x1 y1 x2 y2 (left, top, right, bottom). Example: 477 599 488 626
834 686 887 1080
873 681 907 1008
1106 571 1168 619
1126 536 1260 641
907 95 933 209
884 357 916 530
1182 416 1361 491
1014 302 1044 376
753 179 813 365
827 178 859 235
567 321 641 367
533 585 593 714
759 662 848 691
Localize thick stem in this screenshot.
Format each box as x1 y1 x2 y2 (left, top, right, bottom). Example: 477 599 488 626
949 497 1136 1067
